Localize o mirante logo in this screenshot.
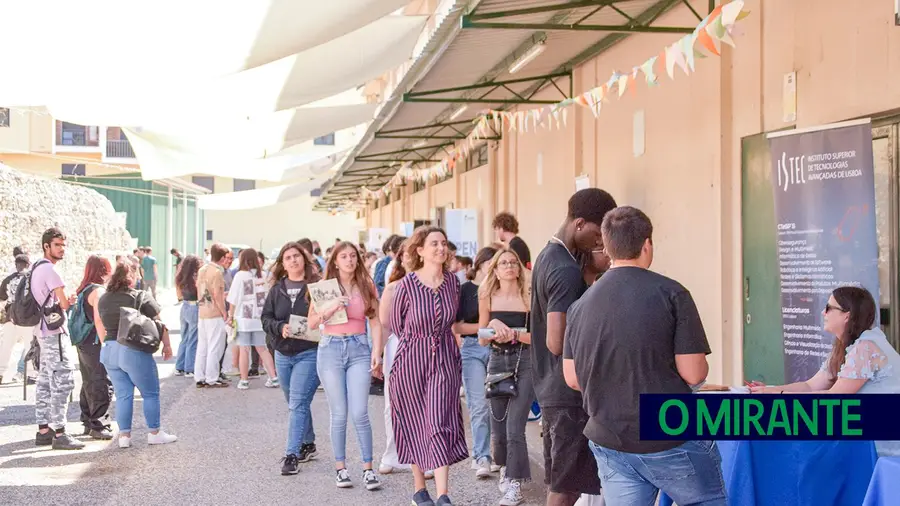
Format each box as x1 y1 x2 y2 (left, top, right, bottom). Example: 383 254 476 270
639 394 900 441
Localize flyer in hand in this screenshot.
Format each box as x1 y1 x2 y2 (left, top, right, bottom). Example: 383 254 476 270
308 278 348 325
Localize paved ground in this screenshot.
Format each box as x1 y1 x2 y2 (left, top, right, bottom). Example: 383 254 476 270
0 292 549 506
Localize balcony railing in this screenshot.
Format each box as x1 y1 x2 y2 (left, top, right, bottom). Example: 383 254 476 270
106 139 135 159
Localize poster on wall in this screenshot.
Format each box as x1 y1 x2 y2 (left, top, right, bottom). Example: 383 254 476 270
366 228 390 253
444 209 479 258
767 119 880 382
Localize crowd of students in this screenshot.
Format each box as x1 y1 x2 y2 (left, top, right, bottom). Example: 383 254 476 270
3 186 900 506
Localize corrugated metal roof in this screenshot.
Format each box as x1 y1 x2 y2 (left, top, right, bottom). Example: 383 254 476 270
317 0 691 209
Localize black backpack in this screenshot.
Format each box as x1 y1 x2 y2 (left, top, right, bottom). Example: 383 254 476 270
10 259 52 327
0 271 24 324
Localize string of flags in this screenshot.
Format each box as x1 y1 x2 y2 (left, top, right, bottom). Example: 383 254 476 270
348 0 749 209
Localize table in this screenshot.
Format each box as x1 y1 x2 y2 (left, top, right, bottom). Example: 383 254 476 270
658 440 877 506
863 456 900 506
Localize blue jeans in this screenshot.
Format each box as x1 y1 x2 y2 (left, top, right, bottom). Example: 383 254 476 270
100 340 161 433
460 337 491 461
590 440 727 506
317 334 374 464
175 303 199 373
275 349 318 456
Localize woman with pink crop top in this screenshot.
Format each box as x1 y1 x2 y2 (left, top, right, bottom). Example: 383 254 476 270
308 241 384 491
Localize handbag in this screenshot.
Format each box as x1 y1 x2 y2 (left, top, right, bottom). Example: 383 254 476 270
485 346 523 422
116 290 163 354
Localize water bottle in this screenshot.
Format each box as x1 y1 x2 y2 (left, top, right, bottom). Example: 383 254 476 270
477 328 495 339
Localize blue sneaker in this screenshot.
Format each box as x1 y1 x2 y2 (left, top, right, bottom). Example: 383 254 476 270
412 489 435 506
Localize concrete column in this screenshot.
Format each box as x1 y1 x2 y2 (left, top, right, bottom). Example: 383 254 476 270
195 198 202 254
182 191 188 254
167 186 174 287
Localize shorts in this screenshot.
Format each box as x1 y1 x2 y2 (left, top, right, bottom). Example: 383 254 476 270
542 406 602 495
236 331 266 347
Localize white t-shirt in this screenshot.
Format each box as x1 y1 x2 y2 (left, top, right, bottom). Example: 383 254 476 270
226 269 267 332
384 259 397 284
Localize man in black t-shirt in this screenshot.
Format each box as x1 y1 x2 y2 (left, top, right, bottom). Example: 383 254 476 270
531 189 616 506
493 212 531 269
563 206 725 505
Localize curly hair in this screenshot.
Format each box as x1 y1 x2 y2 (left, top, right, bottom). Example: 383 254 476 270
403 226 452 273
107 261 136 293
492 212 519 234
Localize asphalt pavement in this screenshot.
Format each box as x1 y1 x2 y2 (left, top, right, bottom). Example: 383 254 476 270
0 291 549 506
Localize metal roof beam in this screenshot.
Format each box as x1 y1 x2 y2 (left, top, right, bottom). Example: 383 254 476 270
375 134 467 140
404 71 571 98
376 119 474 135
355 143 453 160
354 158 442 163
404 97 560 105
460 19 693 34
466 0 633 21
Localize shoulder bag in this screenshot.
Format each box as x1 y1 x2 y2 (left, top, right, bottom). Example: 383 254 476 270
117 290 163 354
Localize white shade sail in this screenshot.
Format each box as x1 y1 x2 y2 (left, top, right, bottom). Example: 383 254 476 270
30 15 426 128
124 130 352 182
197 173 333 211
124 103 377 160
0 0 410 107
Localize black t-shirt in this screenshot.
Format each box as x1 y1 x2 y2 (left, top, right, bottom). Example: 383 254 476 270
564 266 712 454
455 281 480 338
98 289 161 341
508 236 531 267
530 241 586 408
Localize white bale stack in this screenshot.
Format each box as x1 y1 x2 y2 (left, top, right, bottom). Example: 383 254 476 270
0 163 134 289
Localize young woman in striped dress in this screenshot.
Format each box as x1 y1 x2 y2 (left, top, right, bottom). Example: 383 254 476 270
390 226 468 506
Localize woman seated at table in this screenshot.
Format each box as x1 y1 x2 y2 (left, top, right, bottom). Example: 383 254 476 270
752 286 900 454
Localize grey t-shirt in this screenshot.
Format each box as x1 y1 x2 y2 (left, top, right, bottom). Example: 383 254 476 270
530 241 587 408
564 266 711 454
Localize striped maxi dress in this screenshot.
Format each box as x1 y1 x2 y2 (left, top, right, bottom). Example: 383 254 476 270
389 270 469 471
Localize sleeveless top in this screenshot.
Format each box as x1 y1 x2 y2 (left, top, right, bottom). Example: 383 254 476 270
324 290 367 335
489 310 529 351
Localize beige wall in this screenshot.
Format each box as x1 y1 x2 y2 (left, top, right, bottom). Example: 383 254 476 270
0 152 137 178
363 0 900 383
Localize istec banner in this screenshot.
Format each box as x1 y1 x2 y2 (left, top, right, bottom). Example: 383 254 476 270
767 120 880 382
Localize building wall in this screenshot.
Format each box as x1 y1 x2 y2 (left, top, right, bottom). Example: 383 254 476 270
363 0 900 384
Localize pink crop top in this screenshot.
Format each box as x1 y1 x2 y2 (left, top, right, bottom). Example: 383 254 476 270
324 291 368 335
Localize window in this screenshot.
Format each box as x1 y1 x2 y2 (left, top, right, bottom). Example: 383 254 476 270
314 132 336 145
465 144 489 173
57 121 99 147
0 108 9 127
206 230 214 241
61 164 86 176
192 176 215 192
233 178 255 192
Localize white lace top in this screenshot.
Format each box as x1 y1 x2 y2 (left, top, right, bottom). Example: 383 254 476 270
819 327 900 456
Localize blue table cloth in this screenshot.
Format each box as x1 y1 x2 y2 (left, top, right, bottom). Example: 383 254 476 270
863 456 900 506
658 440 877 506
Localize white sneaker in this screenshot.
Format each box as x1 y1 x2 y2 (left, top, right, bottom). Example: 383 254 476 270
491 464 502 473
424 469 434 480
118 435 132 449
499 466 509 493
237 380 250 390
265 377 279 388
335 468 352 488
474 456 492 478
498 480 524 506
147 430 177 445
378 463 395 474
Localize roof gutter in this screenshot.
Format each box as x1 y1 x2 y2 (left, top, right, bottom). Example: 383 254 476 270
316 0 482 209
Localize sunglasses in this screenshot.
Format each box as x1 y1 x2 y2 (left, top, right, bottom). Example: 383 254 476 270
825 304 847 313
